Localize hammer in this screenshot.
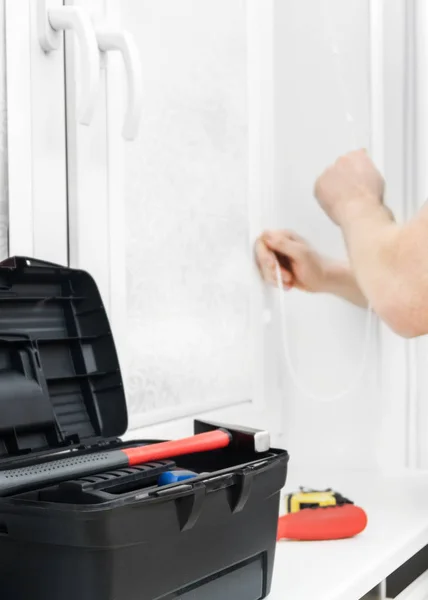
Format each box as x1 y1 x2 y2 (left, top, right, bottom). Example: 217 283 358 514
0 421 271 496
194 419 270 453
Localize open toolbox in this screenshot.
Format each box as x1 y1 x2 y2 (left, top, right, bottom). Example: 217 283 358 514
0 257 289 600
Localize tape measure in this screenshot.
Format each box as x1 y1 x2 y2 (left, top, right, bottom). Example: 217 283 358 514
278 487 367 541
285 487 353 514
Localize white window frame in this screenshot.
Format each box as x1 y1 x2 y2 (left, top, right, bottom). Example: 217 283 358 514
376 0 423 472
6 0 68 264
413 0 428 470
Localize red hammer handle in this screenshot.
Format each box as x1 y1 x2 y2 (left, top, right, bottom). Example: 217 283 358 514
122 430 231 466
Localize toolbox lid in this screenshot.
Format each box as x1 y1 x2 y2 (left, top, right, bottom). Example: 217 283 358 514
0 257 128 459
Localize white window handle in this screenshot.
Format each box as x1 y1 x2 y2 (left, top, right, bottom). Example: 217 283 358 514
37 0 100 126
96 26 143 140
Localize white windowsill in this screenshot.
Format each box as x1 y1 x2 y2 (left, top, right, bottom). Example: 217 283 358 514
268 467 428 600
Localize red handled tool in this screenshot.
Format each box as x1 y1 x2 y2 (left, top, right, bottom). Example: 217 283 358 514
124 430 231 465
0 421 271 497
277 504 368 541
277 487 367 541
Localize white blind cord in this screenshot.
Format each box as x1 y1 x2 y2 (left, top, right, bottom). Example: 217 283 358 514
275 263 373 402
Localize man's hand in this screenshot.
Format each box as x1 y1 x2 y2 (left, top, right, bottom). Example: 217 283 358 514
314 149 385 225
254 230 367 307
255 230 329 291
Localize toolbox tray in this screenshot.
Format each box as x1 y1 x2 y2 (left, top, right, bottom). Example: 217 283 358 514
0 257 289 600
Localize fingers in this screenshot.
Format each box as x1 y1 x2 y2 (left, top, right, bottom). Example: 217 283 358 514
254 239 278 285
262 230 293 251
313 149 368 199
254 238 293 288
327 149 370 173
255 238 275 275
262 230 304 258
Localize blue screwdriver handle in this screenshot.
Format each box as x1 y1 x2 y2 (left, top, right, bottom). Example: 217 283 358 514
158 470 198 486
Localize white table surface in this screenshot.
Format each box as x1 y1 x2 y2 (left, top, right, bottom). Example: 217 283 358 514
268 466 428 600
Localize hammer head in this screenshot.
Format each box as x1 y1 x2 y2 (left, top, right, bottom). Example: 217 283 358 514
194 419 270 453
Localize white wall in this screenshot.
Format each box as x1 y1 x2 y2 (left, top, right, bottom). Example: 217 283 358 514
273 0 381 469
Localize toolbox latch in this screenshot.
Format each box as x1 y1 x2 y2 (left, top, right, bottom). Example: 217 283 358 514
229 466 254 514
175 481 206 532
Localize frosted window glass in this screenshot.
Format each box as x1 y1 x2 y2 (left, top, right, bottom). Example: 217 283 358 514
121 1 252 417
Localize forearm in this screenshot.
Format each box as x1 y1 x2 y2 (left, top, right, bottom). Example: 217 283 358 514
322 259 368 308
312 149 428 336
339 198 419 336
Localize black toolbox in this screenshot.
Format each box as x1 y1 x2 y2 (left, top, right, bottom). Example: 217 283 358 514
0 257 289 600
